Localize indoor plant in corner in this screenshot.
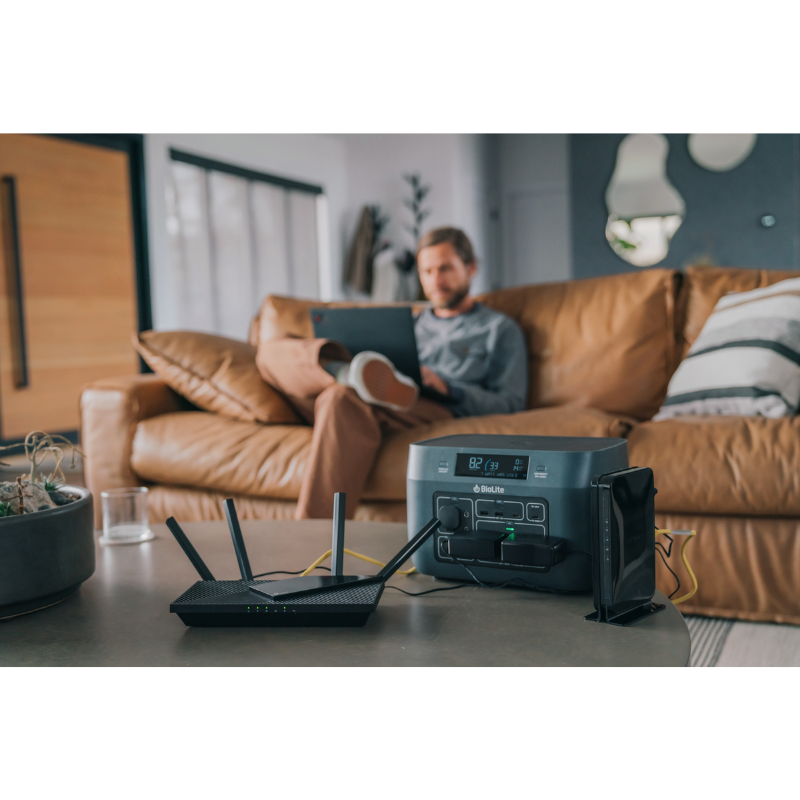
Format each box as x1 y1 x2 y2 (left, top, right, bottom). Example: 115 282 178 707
0 432 95 620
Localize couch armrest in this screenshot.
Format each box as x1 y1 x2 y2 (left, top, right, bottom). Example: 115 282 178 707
80 374 187 527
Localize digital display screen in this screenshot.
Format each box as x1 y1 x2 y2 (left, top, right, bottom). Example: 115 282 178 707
455 453 529 480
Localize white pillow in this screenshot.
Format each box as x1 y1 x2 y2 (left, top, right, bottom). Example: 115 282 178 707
655 277 800 419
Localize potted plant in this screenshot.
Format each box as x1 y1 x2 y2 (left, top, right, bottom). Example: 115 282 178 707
0 432 95 620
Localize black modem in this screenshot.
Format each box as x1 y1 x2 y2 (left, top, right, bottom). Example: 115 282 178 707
168 494 440 627
585 467 665 627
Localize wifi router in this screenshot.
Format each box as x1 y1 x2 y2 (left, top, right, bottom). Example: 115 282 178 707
168 494 440 627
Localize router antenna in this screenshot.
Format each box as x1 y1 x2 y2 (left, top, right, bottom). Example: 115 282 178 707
223 499 254 582
166 517 216 581
331 492 346 577
377 517 441 581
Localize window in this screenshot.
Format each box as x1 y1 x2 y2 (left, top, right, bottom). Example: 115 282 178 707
165 149 326 338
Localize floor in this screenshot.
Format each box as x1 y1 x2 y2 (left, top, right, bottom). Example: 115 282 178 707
688 615 800 667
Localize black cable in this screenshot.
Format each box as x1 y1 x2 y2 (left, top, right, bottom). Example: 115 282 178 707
655 544 681 599
448 556 579 595
254 553 583 597
387 556 556 597
384 583 473 596
657 533 674 558
252 566 331 579
505 577 580 595
452 557 519 589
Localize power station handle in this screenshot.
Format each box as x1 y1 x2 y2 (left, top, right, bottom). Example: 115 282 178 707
1 176 29 388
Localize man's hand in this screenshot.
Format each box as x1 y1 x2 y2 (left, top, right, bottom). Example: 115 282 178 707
420 366 449 396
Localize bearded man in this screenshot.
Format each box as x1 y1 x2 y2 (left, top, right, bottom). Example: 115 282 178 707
256 226 527 519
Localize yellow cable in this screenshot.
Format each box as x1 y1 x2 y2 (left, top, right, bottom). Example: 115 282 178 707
302 532 696 596
655 528 698 605
300 548 417 577
300 549 333 577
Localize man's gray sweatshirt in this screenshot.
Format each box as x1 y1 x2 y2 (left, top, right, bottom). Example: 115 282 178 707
414 303 528 418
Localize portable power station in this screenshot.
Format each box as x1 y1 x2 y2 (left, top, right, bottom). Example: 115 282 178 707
407 433 629 592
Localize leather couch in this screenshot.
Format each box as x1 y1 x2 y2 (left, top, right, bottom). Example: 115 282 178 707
80 266 800 625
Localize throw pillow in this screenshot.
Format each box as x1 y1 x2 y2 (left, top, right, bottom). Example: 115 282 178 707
133 331 301 424
655 276 800 419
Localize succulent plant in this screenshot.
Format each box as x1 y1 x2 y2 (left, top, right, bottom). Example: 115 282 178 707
0 431 84 516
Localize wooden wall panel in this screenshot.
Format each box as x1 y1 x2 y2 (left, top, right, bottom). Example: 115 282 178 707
0 134 139 440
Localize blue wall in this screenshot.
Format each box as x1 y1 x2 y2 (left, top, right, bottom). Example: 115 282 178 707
570 134 800 279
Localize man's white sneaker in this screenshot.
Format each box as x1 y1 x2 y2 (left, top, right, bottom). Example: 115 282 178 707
347 351 419 412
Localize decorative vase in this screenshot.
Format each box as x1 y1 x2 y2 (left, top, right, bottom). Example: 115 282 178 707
0 486 95 620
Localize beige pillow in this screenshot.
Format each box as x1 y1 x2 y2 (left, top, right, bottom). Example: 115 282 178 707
133 330 301 424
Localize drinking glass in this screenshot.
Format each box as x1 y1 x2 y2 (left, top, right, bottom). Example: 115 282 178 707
99 487 154 545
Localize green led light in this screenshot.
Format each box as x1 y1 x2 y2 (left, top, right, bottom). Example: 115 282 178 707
506 527 514 531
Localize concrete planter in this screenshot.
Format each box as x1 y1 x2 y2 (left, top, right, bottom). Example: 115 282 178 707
0 486 95 620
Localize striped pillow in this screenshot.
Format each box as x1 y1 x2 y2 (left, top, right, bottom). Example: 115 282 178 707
655 277 800 419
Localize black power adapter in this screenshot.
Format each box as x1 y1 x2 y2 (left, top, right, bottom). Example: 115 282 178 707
437 502 568 571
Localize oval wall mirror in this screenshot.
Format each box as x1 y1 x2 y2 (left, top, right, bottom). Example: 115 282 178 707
605 134 685 267
688 133 757 172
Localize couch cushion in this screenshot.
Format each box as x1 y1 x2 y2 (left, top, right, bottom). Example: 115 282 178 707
134 330 301 424
146 485 406 525
131 406 632 504
627 415 800 516
147 485 298 524
363 405 635 501
477 269 679 420
655 512 800 625
677 266 800 360
131 412 311 500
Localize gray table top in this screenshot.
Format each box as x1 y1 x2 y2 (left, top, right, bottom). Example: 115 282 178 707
0 520 690 667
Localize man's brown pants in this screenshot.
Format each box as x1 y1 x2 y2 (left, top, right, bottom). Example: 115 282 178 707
257 339 453 519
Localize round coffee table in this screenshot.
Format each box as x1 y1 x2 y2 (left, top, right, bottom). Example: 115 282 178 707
0 520 690 666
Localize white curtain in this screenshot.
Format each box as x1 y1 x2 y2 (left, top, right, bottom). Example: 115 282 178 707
251 182 291 298
287 190 320 299
166 160 322 339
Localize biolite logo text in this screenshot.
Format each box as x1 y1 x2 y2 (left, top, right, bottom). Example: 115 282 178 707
474 485 505 494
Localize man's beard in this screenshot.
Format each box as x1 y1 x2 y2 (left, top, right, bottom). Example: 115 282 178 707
432 283 470 310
